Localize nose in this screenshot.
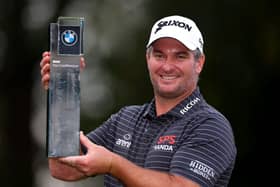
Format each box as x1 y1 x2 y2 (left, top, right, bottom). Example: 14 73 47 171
161 60 175 72
163 55 177 65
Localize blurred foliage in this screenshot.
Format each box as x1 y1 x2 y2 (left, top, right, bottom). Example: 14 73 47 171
0 0 279 186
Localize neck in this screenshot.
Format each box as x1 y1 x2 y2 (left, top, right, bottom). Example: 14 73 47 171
155 87 196 117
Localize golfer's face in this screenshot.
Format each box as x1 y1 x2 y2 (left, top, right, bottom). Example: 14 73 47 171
146 38 200 99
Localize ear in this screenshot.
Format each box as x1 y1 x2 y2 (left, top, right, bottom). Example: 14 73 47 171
195 54 205 74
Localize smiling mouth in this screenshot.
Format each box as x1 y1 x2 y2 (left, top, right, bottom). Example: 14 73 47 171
160 75 178 80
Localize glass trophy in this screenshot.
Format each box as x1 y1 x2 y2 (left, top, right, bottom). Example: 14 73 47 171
47 17 84 157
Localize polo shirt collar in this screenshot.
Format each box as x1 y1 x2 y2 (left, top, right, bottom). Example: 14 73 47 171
143 87 204 120
171 87 204 118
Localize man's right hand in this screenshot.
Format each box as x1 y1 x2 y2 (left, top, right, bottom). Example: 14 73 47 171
39 51 86 90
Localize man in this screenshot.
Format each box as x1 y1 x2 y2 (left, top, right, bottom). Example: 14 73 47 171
40 15 236 187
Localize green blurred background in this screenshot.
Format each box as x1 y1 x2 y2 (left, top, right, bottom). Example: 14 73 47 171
0 0 279 186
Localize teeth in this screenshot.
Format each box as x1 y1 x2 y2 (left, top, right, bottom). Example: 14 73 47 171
161 75 177 80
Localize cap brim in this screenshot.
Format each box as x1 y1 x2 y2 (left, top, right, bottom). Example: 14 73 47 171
146 35 197 51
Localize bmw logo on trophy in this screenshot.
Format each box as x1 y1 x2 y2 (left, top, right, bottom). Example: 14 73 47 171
61 30 78 46
47 17 84 157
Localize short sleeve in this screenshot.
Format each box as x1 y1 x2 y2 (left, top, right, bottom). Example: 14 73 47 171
86 112 120 149
170 116 236 186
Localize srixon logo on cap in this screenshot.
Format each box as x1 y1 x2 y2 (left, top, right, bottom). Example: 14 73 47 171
155 19 193 34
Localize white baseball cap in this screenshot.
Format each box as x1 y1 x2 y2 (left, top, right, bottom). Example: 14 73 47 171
146 15 204 53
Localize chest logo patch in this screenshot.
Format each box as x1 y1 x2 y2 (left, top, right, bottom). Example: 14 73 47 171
154 135 176 152
115 134 132 149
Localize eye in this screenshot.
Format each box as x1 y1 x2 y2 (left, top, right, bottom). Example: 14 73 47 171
176 53 188 60
178 54 186 59
153 52 165 60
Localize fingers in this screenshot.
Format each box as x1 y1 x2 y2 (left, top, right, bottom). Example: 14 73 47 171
80 131 93 150
40 51 86 90
41 73 50 90
42 51 50 58
40 51 51 90
40 51 50 68
59 155 81 168
80 57 86 71
40 62 50 76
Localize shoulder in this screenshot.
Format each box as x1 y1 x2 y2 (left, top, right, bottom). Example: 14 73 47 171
187 103 237 157
189 103 234 139
199 104 233 136
108 103 149 122
116 103 149 116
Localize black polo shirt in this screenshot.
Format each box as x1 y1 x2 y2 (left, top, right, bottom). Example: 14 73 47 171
87 88 236 187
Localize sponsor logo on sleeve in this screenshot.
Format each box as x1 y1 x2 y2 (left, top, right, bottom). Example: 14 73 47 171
189 160 215 181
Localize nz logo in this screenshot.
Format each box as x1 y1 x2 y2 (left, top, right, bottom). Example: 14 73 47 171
61 30 78 46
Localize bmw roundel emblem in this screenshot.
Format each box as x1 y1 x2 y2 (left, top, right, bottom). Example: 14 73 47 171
61 30 78 46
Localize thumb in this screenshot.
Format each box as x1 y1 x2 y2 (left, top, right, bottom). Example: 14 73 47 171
80 131 93 150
